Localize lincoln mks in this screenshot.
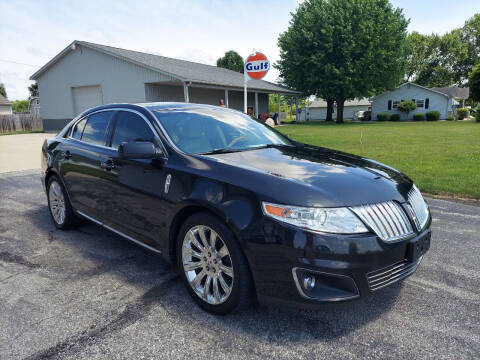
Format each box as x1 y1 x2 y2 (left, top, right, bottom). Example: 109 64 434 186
41 103 431 314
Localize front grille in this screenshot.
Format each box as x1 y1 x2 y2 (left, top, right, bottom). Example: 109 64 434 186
350 201 414 242
407 185 429 231
367 257 422 291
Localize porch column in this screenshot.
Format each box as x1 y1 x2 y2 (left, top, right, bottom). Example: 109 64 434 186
225 89 229 108
254 91 259 118
277 93 281 123
183 82 189 103
295 95 299 122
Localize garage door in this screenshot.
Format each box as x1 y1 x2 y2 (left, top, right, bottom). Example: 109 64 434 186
72 85 102 115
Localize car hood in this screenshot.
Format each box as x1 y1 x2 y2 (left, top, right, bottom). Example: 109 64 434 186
202 145 413 207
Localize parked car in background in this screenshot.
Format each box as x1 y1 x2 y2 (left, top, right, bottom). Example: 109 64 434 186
41 103 431 314
354 110 365 121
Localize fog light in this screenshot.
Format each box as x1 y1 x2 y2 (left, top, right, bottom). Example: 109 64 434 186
303 275 316 291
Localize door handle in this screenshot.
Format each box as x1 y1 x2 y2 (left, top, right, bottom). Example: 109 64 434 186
62 150 72 159
100 158 116 171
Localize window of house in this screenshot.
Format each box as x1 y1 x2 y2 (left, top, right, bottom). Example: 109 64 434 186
416 99 424 108
393 101 399 108
388 100 392 110
425 98 429 109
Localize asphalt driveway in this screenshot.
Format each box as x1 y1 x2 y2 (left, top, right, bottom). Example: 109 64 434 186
0 170 479 359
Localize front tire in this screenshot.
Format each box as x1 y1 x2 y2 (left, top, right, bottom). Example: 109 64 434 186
177 213 254 314
47 175 77 229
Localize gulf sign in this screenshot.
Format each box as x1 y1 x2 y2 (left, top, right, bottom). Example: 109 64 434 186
245 52 270 80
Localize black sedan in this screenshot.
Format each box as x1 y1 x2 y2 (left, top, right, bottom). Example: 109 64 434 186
41 103 431 314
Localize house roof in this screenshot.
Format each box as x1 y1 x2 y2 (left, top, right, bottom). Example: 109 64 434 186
372 82 450 100
0 94 11 105
30 40 300 95
309 98 371 108
433 86 469 99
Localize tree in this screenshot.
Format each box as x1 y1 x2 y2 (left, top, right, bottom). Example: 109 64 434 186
397 100 417 120
0 83 6 98
216 51 244 73
276 0 408 123
28 82 39 99
469 63 480 102
12 100 30 113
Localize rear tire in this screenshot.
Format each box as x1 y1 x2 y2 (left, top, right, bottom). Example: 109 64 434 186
177 213 254 314
47 175 77 229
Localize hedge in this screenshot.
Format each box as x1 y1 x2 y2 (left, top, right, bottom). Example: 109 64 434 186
426 111 440 121
377 113 388 121
457 108 469 120
413 113 425 121
389 114 400 121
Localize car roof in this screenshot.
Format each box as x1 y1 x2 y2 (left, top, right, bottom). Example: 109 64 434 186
83 102 234 115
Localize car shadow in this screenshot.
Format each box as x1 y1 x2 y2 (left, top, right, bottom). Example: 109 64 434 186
25 205 403 343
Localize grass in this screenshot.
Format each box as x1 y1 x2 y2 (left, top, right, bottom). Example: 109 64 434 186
278 120 480 199
0 130 44 136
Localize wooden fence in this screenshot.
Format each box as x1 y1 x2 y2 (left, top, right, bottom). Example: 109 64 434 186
0 114 43 132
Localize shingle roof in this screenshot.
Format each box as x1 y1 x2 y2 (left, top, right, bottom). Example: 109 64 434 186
0 94 11 105
433 86 469 99
31 40 300 95
309 98 371 108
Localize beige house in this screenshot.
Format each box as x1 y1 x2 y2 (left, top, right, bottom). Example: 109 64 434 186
0 94 12 115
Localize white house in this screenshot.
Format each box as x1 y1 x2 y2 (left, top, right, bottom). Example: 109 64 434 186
371 83 457 120
30 40 300 131
299 98 370 121
0 94 12 115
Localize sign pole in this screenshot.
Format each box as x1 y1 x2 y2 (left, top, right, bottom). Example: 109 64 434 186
243 68 247 114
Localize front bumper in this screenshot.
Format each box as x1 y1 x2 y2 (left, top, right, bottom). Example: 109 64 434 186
246 218 431 308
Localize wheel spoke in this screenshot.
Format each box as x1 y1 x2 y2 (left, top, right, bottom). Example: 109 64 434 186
188 231 204 252
209 230 217 249
184 260 202 271
203 275 212 299
220 264 233 277
192 270 206 289
212 276 221 302
217 245 229 259
183 244 202 260
198 227 209 248
218 273 231 296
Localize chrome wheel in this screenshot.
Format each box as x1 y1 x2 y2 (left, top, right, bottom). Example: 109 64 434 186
182 225 234 305
49 181 66 225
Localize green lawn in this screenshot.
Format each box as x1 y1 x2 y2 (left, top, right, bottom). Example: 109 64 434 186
0 130 44 136
278 120 480 199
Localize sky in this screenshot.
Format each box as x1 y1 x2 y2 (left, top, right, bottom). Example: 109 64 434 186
1 0 479 101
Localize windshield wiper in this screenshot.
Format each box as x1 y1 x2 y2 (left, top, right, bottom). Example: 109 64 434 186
198 148 244 155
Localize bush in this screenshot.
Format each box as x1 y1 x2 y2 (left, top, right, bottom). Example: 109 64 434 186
377 112 388 121
362 111 371 121
389 113 400 121
475 112 480 122
446 115 455 121
397 100 417 119
426 111 440 121
456 108 469 120
413 113 425 121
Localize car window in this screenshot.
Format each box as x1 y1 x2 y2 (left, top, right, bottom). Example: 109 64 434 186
81 111 113 146
152 107 292 154
111 111 156 149
71 118 87 139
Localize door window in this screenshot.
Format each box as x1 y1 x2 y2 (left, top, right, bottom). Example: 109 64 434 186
71 118 87 139
81 111 113 146
111 111 156 149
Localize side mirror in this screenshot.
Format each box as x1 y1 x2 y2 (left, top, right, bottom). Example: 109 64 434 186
118 141 160 159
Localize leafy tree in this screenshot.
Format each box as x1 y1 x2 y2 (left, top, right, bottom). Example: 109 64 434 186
28 82 39 99
276 0 408 123
12 100 30 113
216 50 244 73
397 100 417 120
469 63 480 102
0 82 6 98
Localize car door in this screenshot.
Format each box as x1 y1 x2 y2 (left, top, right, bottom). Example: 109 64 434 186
100 109 168 248
60 110 115 219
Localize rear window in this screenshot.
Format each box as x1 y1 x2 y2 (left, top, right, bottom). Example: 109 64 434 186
81 111 113 146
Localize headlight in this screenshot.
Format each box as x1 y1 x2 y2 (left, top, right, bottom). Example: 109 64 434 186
262 202 368 234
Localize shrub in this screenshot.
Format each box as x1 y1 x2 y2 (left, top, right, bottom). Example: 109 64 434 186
425 111 440 121
389 113 400 121
377 112 388 121
475 112 480 122
446 115 455 121
413 113 425 121
397 100 417 119
362 111 371 121
456 108 469 120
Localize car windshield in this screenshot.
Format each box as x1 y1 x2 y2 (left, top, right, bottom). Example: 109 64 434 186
152 107 292 154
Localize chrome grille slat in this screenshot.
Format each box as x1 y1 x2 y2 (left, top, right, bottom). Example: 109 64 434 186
351 201 414 242
367 257 422 291
408 185 429 231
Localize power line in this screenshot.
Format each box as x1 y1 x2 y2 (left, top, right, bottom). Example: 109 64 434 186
0 59 40 67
